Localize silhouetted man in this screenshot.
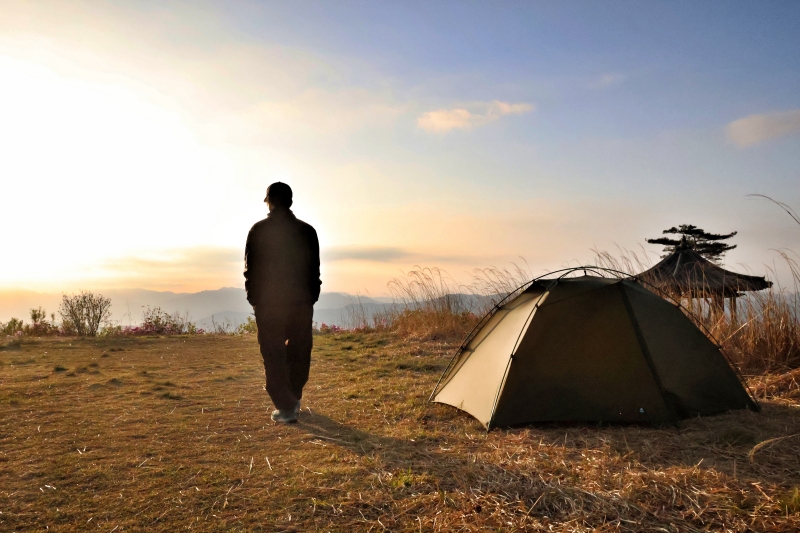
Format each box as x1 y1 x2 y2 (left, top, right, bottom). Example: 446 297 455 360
244 182 321 423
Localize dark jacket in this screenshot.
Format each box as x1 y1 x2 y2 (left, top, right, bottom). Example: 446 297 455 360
244 208 321 307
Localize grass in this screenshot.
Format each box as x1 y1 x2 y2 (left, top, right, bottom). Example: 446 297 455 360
347 254 800 382
1 334 800 531
340 266 532 341
593 247 800 375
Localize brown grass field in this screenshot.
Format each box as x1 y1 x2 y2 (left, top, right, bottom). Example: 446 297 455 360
1 333 800 532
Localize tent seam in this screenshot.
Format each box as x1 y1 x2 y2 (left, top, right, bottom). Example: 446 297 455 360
618 282 681 424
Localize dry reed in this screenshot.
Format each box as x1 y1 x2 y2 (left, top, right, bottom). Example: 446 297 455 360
346 247 799 384
343 265 532 341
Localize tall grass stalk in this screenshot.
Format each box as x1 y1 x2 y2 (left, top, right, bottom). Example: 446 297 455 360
345 248 799 377
341 265 531 341
594 248 800 374
709 252 800 372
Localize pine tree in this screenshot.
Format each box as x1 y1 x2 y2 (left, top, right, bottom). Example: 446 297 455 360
646 224 737 262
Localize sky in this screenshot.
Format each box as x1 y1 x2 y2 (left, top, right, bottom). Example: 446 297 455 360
1 0 799 298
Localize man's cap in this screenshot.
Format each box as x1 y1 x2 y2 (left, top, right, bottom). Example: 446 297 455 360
264 182 293 206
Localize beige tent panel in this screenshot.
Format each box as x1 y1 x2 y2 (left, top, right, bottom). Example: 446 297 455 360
433 289 546 426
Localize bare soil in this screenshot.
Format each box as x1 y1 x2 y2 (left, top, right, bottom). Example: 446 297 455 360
1 333 799 532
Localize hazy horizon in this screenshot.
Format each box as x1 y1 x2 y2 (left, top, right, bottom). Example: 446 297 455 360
1 1 798 296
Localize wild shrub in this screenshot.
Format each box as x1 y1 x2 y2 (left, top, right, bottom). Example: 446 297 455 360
384 266 531 340
2 309 67 338
59 291 112 337
338 265 529 341
235 315 257 334
23 307 60 336
389 307 479 341
317 322 345 334
105 307 202 336
141 307 197 335
1 317 25 337
702 257 800 373
207 315 235 335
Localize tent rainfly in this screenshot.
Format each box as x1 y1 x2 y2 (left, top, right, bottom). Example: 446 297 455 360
430 274 759 429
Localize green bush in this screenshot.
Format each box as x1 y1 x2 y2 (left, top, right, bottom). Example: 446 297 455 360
235 315 257 334
1 318 25 337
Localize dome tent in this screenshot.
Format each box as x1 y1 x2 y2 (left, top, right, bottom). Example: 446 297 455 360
430 269 759 429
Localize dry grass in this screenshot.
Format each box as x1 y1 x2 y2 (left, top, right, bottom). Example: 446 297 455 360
2 334 800 531
355 255 800 392
346 265 532 341
593 247 800 376
705 254 800 374
386 308 478 342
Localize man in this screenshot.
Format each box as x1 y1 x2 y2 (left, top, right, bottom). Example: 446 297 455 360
244 182 321 423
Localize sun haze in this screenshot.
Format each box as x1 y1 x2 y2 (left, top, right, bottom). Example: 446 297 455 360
1 1 798 297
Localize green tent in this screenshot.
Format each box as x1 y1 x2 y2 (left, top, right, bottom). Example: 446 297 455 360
430 274 758 429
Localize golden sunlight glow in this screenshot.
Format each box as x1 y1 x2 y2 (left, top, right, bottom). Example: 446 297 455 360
0 55 230 290
2 1 792 299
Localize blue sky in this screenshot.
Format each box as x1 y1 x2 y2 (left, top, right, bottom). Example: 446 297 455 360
0 1 798 294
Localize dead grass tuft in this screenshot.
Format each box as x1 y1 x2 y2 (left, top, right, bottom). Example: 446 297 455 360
780 487 800 515
340 265 531 342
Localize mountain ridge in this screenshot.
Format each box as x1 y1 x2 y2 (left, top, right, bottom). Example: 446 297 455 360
0 287 394 328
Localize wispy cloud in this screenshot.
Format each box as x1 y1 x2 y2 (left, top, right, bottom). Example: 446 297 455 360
323 245 472 264
323 246 412 262
96 247 243 291
588 73 625 89
417 100 534 133
726 109 800 147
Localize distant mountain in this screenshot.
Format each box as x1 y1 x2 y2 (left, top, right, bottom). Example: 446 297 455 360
195 311 253 332
4 286 795 331
314 301 398 329
0 287 395 329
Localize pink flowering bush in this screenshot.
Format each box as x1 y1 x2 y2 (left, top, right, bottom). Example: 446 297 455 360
102 307 203 337
317 322 345 334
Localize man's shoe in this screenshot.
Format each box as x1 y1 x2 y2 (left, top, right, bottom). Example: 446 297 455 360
270 409 297 424
294 400 301 417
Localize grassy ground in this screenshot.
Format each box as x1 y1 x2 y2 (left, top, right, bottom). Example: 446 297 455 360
1 334 799 532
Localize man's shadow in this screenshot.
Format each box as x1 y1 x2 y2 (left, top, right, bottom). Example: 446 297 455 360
297 412 442 472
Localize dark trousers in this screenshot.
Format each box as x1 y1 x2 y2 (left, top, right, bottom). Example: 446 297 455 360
254 303 314 411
